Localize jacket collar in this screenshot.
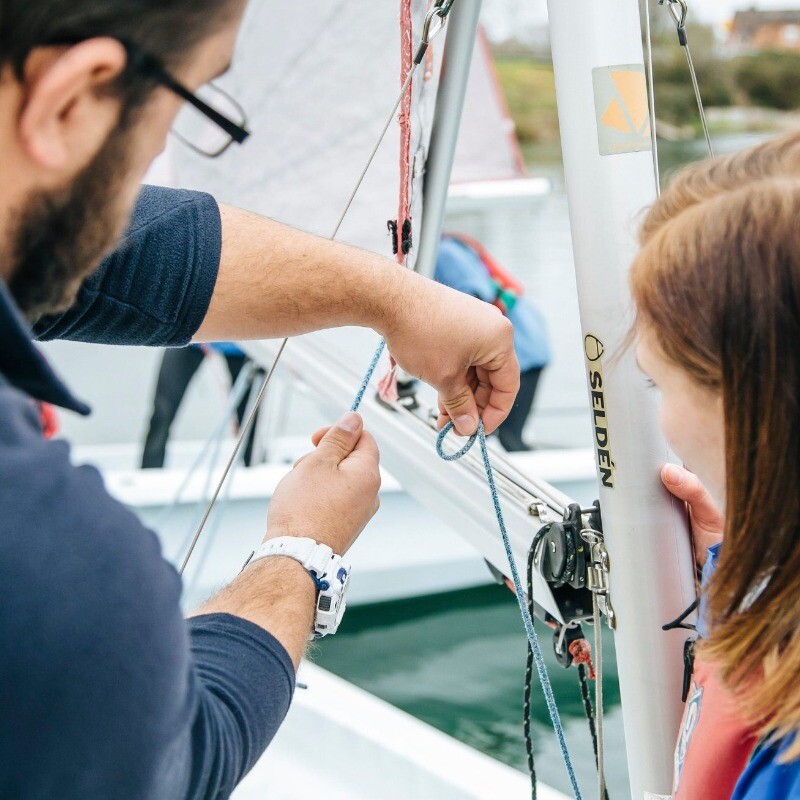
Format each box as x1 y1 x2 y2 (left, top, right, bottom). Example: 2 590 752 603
0 279 90 415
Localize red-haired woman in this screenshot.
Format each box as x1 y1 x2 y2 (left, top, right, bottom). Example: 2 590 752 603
630 131 800 798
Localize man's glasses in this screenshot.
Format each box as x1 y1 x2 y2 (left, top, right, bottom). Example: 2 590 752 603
45 38 251 158
122 41 250 158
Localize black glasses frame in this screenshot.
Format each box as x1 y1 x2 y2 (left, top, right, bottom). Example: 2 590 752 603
122 41 250 157
43 38 250 157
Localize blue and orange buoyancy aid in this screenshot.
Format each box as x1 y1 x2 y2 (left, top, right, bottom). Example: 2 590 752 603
442 232 525 314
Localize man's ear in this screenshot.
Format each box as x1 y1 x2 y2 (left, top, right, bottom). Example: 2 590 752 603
18 38 128 174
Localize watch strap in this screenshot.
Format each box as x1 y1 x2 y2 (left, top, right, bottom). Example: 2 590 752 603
251 537 334 581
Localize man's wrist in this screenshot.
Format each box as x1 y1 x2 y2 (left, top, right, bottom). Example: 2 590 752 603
248 552 319 591
238 556 317 603
349 251 410 339
250 537 352 639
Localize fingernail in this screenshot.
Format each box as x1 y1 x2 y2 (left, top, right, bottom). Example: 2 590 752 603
455 414 476 434
663 463 683 485
337 412 360 433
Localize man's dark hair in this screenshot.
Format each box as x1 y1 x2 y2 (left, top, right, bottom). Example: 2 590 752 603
0 1 239 99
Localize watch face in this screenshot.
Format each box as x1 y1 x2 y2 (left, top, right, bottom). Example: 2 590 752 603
313 558 349 637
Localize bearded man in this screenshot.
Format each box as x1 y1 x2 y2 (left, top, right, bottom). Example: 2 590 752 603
0 2 519 798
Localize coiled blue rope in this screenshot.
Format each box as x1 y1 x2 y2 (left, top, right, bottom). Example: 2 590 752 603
353 340 582 799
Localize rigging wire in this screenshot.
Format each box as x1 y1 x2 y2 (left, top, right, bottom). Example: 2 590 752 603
592 591 606 799
179 1 454 575
184 374 264 595
643 0 661 195
660 0 714 158
155 361 255 534
644 0 716 196
179 338 287 573
684 45 713 158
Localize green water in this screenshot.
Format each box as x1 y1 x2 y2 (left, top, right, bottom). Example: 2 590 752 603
314 585 628 797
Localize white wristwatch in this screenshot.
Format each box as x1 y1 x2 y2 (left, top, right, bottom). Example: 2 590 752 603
247 537 351 638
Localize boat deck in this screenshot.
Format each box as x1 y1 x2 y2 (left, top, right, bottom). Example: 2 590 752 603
233 663 568 800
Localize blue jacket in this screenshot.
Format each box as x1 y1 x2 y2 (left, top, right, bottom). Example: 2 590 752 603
434 236 550 371
203 342 245 357
1 186 294 799
733 738 800 799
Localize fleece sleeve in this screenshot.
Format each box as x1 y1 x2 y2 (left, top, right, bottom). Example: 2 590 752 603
33 184 221 347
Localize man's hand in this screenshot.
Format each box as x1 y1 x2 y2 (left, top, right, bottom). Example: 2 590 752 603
661 464 724 566
383 271 519 436
194 412 380 667
266 412 380 554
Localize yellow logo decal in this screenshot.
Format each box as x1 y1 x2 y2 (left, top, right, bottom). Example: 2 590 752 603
592 65 652 156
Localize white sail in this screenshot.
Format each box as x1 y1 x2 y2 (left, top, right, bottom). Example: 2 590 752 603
170 0 440 266
168 4 528 251
451 26 526 184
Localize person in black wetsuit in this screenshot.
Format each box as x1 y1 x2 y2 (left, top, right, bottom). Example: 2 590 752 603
141 342 264 468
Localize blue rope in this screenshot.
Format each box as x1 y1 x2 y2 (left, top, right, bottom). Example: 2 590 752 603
351 339 386 412
436 420 582 798
352 343 582 798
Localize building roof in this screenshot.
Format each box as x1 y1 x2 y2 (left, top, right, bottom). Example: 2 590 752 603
732 9 800 40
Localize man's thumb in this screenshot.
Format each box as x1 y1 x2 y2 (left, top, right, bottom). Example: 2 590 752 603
441 383 479 436
316 412 363 463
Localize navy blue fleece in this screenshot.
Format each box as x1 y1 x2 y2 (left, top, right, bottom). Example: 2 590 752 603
34 185 221 347
0 185 295 799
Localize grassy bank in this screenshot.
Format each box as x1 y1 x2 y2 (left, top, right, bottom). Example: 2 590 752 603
493 59 560 144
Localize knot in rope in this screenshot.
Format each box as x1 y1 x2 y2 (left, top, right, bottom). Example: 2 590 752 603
569 638 597 680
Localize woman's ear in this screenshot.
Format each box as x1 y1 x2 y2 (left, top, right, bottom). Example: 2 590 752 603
17 38 128 174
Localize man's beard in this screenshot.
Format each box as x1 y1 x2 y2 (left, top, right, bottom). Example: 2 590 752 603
7 125 134 320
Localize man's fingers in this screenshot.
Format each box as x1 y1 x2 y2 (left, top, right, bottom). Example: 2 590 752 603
477 361 520 435
310 427 331 447
440 371 518 434
661 463 724 529
292 426 333 467
439 381 480 435
315 412 363 464
341 430 381 493
352 428 379 458
346 430 381 470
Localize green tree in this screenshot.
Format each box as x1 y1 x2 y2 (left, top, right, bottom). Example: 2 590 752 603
735 51 800 110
